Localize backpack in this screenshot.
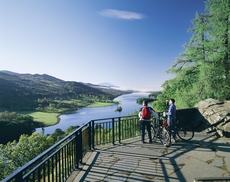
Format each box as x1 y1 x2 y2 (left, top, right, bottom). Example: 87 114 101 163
142 107 151 119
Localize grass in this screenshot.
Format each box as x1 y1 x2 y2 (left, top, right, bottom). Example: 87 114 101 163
86 102 117 108
4 101 117 127
18 111 60 126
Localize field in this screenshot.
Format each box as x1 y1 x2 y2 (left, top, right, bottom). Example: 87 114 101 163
14 101 118 126
86 102 117 107
18 111 60 126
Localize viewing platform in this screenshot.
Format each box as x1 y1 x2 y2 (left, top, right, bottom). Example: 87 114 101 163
69 132 230 182
3 113 230 182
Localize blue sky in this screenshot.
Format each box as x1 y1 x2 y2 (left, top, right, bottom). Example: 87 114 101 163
0 0 205 91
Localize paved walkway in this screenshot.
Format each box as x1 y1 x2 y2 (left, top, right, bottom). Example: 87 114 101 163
68 132 230 182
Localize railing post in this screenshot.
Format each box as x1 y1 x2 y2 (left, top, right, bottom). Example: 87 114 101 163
118 117 121 143
79 129 83 163
75 130 79 169
112 118 115 145
89 121 92 150
15 172 23 182
75 128 83 168
92 120 95 149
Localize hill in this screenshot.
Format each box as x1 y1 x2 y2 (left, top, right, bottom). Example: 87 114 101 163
0 71 131 111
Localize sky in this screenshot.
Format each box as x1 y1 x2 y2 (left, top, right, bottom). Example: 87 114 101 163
0 0 205 92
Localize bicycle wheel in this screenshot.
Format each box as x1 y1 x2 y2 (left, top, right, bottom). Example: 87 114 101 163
159 127 170 146
177 126 194 141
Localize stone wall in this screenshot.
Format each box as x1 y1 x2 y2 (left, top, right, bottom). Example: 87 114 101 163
176 98 230 137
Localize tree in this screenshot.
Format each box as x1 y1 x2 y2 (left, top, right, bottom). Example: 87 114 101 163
0 132 54 180
0 112 37 144
202 0 230 100
155 0 230 109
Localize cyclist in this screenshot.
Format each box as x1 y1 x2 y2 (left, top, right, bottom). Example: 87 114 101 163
139 100 159 144
164 99 176 145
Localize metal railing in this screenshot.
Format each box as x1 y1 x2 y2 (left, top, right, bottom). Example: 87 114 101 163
3 115 145 182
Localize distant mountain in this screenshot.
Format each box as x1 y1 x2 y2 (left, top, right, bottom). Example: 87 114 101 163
0 70 20 76
0 71 131 110
0 70 63 82
97 82 119 88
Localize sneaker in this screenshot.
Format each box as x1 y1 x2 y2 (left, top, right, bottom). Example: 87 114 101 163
172 139 177 143
142 140 146 144
149 140 153 143
164 143 171 147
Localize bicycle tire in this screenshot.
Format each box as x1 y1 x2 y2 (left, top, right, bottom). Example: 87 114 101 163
177 126 194 141
159 127 170 146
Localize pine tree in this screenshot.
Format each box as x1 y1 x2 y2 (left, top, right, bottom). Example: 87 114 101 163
203 0 230 99
156 0 230 109
166 12 209 107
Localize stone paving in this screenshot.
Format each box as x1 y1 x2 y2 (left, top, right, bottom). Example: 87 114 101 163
68 132 230 182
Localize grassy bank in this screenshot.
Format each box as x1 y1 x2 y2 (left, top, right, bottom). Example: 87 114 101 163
13 101 118 127
86 101 118 108
19 111 60 126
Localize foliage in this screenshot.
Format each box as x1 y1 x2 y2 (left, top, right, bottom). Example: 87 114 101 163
154 0 230 109
0 111 42 144
0 132 54 180
136 91 162 106
136 98 155 105
0 124 79 180
148 91 162 98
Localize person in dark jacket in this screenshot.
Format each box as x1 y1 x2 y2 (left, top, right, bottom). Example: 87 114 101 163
138 100 159 144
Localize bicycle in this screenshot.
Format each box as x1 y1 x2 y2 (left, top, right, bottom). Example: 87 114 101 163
147 119 170 146
174 119 194 141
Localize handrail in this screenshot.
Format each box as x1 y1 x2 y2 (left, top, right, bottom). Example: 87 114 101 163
2 115 144 182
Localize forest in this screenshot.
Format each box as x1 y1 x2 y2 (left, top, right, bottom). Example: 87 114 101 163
153 0 230 111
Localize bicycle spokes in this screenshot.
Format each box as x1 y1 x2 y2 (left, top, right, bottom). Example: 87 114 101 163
177 126 194 141
160 128 170 145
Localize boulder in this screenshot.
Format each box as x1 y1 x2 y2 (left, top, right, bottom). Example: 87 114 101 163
194 98 230 137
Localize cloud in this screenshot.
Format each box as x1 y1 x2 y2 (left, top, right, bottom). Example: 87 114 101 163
98 9 146 20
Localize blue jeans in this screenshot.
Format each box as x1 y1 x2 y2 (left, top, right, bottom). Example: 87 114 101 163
168 119 176 142
140 120 152 141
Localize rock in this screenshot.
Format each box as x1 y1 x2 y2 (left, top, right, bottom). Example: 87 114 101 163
195 98 230 137
115 106 122 112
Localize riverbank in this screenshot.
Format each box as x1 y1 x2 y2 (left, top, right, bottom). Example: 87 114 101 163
18 111 60 126
86 101 119 108
17 101 119 127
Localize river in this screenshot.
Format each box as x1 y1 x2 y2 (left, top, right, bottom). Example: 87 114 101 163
36 92 150 135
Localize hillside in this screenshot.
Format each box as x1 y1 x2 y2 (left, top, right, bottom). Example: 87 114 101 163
0 71 131 111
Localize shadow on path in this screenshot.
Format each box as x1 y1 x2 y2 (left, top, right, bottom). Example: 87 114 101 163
73 132 230 181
